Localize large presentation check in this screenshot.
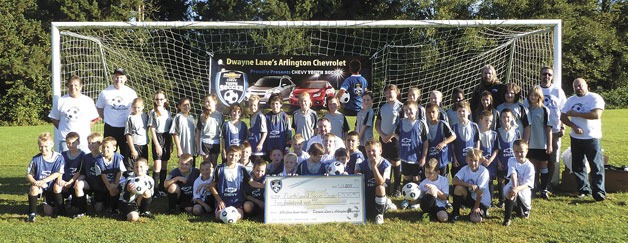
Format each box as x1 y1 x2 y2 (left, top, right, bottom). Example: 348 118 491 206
264 175 365 224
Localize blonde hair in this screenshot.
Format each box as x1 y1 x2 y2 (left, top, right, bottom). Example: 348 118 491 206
527 85 545 107
38 132 53 143
425 158 440 172
87 132 103 142
284 153 298 163
102 136 117 147
466 148 483 161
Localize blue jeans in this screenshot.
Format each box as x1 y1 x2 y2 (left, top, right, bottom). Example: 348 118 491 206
570 137 605 196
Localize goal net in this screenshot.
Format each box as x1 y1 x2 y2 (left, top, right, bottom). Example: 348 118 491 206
52 20 560 117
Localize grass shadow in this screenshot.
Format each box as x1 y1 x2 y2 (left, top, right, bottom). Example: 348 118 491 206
0 177 29 196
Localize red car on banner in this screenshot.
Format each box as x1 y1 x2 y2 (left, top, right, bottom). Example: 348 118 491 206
289 80 335 109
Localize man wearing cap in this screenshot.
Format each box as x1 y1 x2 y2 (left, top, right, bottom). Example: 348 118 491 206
96 68 138 164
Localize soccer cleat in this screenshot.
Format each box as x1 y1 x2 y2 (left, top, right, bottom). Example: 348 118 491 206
400 200 409 210
385 198 397 211
26 213 36 222
502 219 511 226
140 211 155 219
375 214 384 224
167 208 179 215
410 204 421 210
593 192 606 202
541 190 550 200
73 213 85 219
449 214 460 223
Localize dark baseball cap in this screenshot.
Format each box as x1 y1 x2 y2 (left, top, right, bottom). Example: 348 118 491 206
113 68 126 75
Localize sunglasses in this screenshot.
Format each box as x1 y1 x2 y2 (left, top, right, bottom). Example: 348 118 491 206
542 73 553 76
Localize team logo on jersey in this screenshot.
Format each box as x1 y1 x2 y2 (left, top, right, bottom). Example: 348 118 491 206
270 179 282 193
502 148 514 158
230 139 241 145
462 147 473 158
353 83 363 96
571 103 584 112
65 107 80 121
110 96 127 110
400 138 412 147
215 70 248 106
429 147 439 156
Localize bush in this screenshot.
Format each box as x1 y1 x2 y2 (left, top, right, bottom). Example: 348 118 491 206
599 86 628 109
0 79 51 126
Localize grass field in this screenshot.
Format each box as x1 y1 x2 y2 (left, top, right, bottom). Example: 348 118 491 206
1 110 627 241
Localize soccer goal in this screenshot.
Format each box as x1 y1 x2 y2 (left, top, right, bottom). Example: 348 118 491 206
51 20 561 112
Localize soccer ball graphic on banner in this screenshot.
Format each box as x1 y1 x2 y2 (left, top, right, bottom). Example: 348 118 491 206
340 92 350 104
132 177 151 195
220 206 240 224
223 90 239 104
402 182 421 200
327 161 345 175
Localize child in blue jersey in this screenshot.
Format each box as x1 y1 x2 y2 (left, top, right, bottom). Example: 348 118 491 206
281 153 299 176
222 103 248 161
125 97 149 176
165 154 199 214
397 101 429 209
58 132 84 215
292 92 318 144
425 103 456 177
526 86 553 200
211 145 263 221
196 94 222 167
418 158 450 222
375 84 403 196
296 143 326 175
472 91 499 131
451 101 480 177
324 96 350 139
239 142 254 174
337 59 368 116
247 95 267 159
191 161 214 216
451 148 491 223
171 97 196 167
149 91 173 197
25 132 65 222
96 136 127 216
73 132 103 218
406 87 427 124
355 140 391 224
290 134 309 163
321 133 338 164
244 160 267 218
502 140 535 226
356 92 374 155
446 88 468 126
345 131 365 175
495 109 522 207
120 158 154 222
266 148 284 176
496 83 529 138
265 94 292 155
478 110 499 204
429 90 449 123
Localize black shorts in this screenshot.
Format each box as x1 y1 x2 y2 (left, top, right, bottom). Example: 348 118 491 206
497 169 507 180
151 133 172 161
42 189 57 206
201 142 221 164
401 161 422 177
86 176 104 193
380 137 400 162
129 144 149 170
122 201 139 215
527 149 550 161
178 193 194 208
248 201 264 216
460 193 488 213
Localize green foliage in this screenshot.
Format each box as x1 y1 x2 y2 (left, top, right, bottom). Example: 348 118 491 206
600 86 628 109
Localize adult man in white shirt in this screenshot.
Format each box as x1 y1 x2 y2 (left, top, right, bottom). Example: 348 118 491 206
537 67 567 187
306 117 345 152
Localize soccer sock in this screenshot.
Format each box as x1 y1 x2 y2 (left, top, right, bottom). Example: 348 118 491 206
392 165 401 192
153 171 160 194
452 195 463 216
375 196 387 215
497 182 504 203
76 196 86 213
139 197 153 213
54 192 65 215
504 199 514 220
540 168 549 191
28 195 38 214
109 195 118 211
159 170 167 191
168 192 178 210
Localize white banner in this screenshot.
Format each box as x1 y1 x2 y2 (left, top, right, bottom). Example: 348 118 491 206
264 175 365 224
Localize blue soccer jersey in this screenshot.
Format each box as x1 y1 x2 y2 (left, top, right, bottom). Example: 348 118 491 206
265 111 292 153
347 151 365 175
27 152 65 188
357 158 391 191
295 160 327 175
340 74 368 113
452 121 480 167
213 164 250 208
427 120 453 169
167 167 200 197
479 130 498 177
61 151 85 181
246 175 266 202
96 153 126 184
496 127 521 170
222 120 248 148
248 111 267 156
397 118 428 163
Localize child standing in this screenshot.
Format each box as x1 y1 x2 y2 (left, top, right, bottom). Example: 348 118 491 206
446 88 468 126
425 103 456 176
397 101 429 210
418 158 450 222
477 110 499 203
345 131 365 175
125 97 149 175
222 103 248 161
25 132 65 222
290 134 310 163
355 92 374 155
96 136 127 215
296 143 327 175
247 95 267 159
244 160 267 218
265 94 292 155
502 140 535 226
292 92 318 145
406 87 427 123
451 148 491 223
191 161 214 216
119 158 154 222
148 91 172 197
428 90 449 123
355 140 391 224
165 154 200 214
451 101 480 177
170 97 196 167
73 132 103 218
526 86 553 200
196 94 222 167
495 109 522 207
324 96 350 140
472 91 499 131
58 132 85 215
496 83 529 139
375 84 403 196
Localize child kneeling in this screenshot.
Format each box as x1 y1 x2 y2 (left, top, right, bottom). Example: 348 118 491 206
120 158 154 222
418 158 449 222
502 140 535 226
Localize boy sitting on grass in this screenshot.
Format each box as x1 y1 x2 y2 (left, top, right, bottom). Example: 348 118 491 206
120 158 154 222
26 132 65 222
165 153 199 214
502 140 535 226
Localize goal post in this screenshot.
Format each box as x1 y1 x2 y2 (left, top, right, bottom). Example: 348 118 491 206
51 19 561 112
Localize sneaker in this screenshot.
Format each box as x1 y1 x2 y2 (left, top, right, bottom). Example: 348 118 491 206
140 211 155 219
449 214 460 223
496 201 504 208
541 190 550 200
375 214 384 224
393 190 402 198
159 191 167 197
502 219 511 226
593 192 606 202
446 202 452 209
577 193 590 199
26 213 36 222
73 213 86 219
410 204 421 210
385 198 397 211
110 209 120 216
483 209 489 218
400 200 409 210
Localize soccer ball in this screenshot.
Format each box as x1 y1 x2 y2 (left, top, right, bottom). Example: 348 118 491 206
223 90 239 104
402 182 421 200
470 212 483 223
340 92 350 103
131 177 151 195
219 206 240 224
327 161 345 175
